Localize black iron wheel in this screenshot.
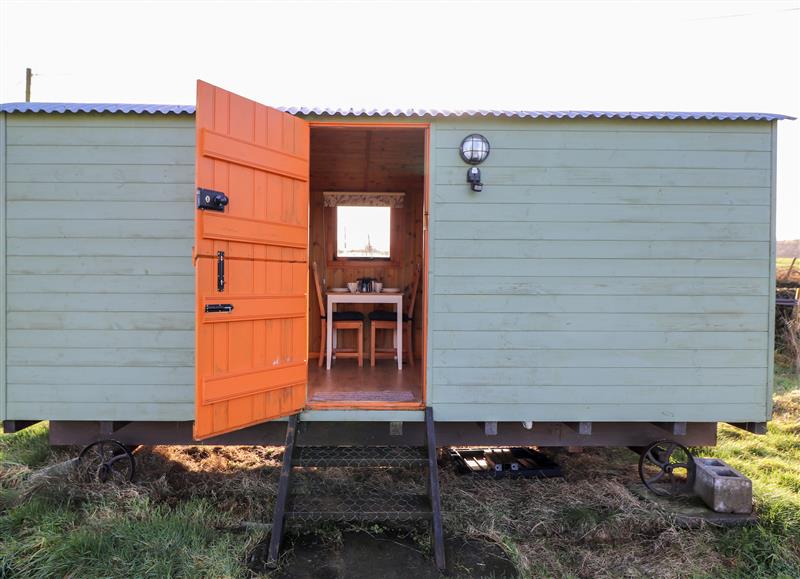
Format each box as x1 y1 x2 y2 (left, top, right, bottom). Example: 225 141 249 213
78 439 135 483
638 439 695 497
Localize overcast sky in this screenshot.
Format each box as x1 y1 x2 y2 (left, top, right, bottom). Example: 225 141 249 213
1 0 798 238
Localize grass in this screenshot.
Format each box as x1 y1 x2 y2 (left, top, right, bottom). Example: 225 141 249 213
0 362 798 578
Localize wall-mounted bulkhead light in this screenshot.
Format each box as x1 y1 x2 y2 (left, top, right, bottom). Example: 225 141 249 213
459 134 490 192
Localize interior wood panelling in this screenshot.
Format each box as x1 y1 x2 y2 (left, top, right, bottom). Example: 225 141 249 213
308 127 425 355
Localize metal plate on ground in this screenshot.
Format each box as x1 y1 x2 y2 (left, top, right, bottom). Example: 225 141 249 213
449 447 562 479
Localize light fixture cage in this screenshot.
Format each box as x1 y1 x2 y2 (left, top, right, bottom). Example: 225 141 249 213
459 133 491 165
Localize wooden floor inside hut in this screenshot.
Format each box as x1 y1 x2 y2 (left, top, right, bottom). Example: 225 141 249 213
308 358 423 404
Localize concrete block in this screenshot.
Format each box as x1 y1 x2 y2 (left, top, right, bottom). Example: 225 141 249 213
693 458 752 514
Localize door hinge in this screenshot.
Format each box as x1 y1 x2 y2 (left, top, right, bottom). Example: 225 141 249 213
217 251 225 292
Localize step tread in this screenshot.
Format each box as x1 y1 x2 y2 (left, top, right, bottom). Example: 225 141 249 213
292 445 428 468
286 492 432 522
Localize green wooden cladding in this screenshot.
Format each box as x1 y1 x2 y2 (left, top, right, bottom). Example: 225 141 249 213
426 117 775 423
1 113 195 421
0 112 777 423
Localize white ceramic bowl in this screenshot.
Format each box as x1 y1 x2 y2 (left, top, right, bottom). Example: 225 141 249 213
347 282 358 293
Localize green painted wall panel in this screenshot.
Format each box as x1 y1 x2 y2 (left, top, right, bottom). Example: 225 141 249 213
433 277 769 296
4 114 194 421
435 258 767 278
432 295 767 314
435 222 770 242
432 367 767 387
433 312 765 332
434 204 769 223
428 117 774 422
432 185 770 206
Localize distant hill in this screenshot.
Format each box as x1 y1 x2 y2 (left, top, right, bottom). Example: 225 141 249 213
777 240 800 257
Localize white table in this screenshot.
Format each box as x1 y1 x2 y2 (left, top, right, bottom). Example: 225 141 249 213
326 292 403 370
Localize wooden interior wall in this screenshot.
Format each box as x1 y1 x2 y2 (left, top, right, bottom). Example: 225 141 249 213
308 127 425 357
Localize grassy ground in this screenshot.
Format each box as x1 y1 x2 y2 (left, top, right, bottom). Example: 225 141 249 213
1 362 798 578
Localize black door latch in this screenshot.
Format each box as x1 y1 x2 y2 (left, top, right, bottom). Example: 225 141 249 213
204 304 234 313
197 188 229 212
217 251 225 292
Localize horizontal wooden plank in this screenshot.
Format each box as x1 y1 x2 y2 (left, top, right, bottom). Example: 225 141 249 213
433 203 769 223
8 384 193 404
8 293 194 313
437 166 769 188
430 402 768 423
433 258 768 278
432 331 768 350
7 238 193 257
6 219 192 239
199 295 306 324
435 240 767 260
431 184 770 206
8 347 193 367
201 128 308 181
438 149 771 169
5 401 193 421
7 274 193 294
6 182 194 202
7 164 193 184
432 313 767 332
7 365 193 385
434 222 769 242
7 145 195 165
8 201 191 220
202 363 306 404
431 385 764 405
8 329 193 349
433 276 769 296
432 366 766 387
7 311 194 330
433 295 767 314
201 212 307 249
432 348 766 368
8 256 192 275
7 125 194 146
7 114 193 129
433 118 771 134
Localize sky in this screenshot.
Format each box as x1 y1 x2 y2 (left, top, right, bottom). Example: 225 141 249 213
1 0 798 239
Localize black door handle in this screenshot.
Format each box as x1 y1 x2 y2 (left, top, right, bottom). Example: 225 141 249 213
205 304 234 313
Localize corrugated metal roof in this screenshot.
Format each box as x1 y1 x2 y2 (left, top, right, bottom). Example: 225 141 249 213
0 102 194 115
0 102 794 121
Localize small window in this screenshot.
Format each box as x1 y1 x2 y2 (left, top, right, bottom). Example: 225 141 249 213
336 206 391 259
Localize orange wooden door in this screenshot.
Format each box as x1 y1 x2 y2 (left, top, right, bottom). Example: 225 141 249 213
194 80 309 440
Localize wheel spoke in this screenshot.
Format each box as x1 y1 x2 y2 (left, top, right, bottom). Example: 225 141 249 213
645 449 666 468
645 470 666 485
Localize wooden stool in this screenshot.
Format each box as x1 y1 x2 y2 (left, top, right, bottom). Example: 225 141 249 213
369 264 421 367
312 262 364 367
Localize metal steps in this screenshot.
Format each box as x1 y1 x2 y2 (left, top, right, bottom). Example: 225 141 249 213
292 445 428 468
286 492 432 523
267 408 446 571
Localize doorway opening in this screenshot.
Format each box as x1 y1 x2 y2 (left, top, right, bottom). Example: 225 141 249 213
307 124 428 408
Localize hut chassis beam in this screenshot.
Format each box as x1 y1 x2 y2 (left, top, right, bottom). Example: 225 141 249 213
48 420 718 447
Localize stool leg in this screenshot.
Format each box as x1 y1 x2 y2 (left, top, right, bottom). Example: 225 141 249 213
358 324 363 367
318 320 326 367
405 322 414 366
370 323 376 367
